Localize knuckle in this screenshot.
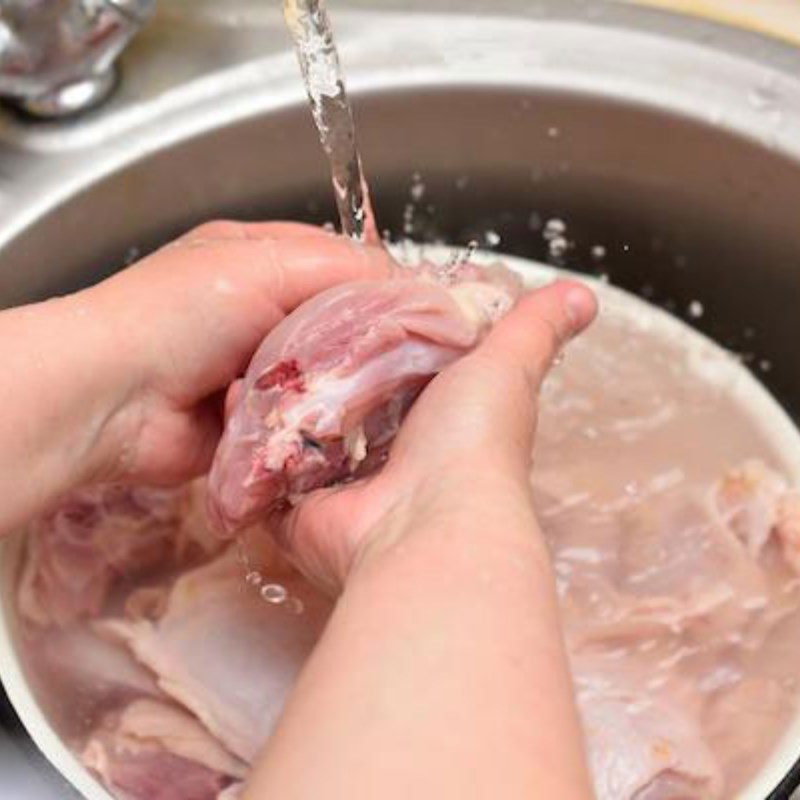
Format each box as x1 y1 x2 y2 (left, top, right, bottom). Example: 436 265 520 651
182 220 244 243
530 311 566 358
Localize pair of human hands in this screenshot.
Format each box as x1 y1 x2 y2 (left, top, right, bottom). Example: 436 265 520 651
85 221 596 590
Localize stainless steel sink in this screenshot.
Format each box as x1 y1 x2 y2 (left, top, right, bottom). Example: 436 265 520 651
0 0 799 796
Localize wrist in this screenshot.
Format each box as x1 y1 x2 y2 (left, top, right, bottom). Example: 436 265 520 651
350 469 548 588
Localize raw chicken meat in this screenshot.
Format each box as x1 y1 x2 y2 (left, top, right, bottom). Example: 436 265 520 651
704 676 793 793
101 546 332 762
573 658 723 800
615 488 769 643
541 461 800 799
715 460 800 576
17 482 222 628
13 275 800 800
216 785 244 800
543 462 800 653
20 625 161 741
82 699 246 800
714 460 789 557
207 264 519 534
17 485 186 627
777 491 800 575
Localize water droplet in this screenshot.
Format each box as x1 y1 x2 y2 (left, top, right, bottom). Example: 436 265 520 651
582 426 599 440
622 243 631 253
322 221 336 233
590 245 606 261
455 175 470 191
235 539 250 567
286 597 305 615
402 203 415 236
246 571 263 587
547 126 560 139
124 247 141 266
688 300 704 319
261 584 288 604
484 229 501 247
553 351 565 367
543 218 567 240
548 236 569 259
743 326 756 340
760 359 772 373
409 172 426 202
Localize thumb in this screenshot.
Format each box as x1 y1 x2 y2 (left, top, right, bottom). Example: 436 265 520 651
481 279 597 392
386 280 597 480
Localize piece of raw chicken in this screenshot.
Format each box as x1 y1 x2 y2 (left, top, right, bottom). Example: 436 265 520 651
207 263 520 534
83 699 246 800
573 657 723 800
541 460 800 655
101 544 332 763
20 625 160 740
18 482 221 627
94 460 799 800
715 459 800 573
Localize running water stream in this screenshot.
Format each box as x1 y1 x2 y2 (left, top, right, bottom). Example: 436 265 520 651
283 0 378 243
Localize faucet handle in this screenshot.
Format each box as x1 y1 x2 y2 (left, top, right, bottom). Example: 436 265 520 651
0 0 156 119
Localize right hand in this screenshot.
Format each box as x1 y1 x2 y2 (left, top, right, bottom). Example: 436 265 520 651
270 280 598 593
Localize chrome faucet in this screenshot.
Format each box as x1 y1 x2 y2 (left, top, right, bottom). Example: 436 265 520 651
0 0 155 118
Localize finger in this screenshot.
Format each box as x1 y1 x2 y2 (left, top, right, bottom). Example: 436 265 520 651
224 379 244 419
126 393 224 484
179 220 330 245
240 222 333 241
258 234 398 311
268 480 377 594
385 280 597 481
479 279 597 393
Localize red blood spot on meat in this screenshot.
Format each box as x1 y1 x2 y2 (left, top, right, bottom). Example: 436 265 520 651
255 360 305 393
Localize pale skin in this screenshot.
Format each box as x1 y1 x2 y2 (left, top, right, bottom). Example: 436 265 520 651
0 221 597 799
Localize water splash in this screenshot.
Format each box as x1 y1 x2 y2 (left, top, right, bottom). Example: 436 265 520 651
283 0 378 243
261 584 289 604
543 217 570 261
236 537 302 613
590 245 607 262
688 300 704 320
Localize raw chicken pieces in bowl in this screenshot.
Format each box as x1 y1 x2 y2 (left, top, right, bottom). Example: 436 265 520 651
4 254 800 800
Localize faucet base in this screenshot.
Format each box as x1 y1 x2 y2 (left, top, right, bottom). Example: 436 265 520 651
12 70 117 121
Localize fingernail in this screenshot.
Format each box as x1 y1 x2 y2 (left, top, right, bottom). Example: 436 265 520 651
564 285 597 331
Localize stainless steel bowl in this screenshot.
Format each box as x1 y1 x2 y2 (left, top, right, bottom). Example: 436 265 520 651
0 1 799 796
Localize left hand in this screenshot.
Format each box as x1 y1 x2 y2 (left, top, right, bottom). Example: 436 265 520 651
85 221 395 486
